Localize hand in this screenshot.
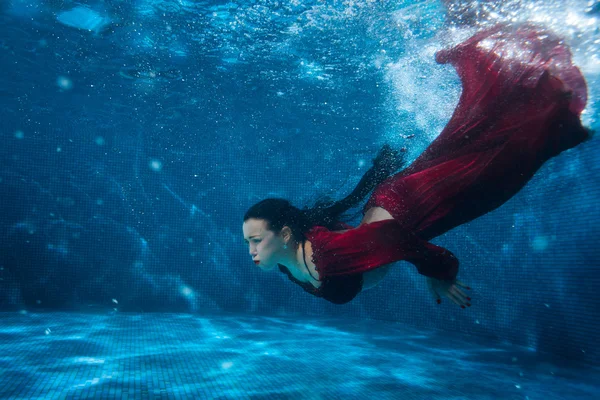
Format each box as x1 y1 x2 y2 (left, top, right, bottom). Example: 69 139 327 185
427 277 472 309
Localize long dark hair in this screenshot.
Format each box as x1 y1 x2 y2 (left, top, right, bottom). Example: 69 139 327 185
243 144 406 239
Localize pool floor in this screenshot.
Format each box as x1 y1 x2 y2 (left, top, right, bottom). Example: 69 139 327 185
0 312 597 399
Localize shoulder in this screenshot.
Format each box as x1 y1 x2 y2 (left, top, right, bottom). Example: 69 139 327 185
305 222 354 237
304 225 331 244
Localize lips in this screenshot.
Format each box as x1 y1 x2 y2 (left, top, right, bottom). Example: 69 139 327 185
254 260 260 265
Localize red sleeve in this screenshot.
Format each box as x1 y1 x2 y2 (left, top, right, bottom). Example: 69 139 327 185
307 220 458 281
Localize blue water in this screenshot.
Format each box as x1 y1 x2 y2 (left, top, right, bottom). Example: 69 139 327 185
1 0 599 399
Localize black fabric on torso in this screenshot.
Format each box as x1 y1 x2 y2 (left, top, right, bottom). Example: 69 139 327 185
277 264 363 305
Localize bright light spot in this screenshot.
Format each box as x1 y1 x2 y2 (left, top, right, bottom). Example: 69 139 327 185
180 286 194 298
149 159 162 171
76 357 105 364
56 6 110 33
477 39 494 51
14 130 24 139
565 12 594 27
56 147 62 152
95 136 105 146
72 377 101 388
299 60 329 81
57 76 73 90
358 159 366 168
112 299 118 304
44 328 51 335
531 236 549 252
221 362 233 369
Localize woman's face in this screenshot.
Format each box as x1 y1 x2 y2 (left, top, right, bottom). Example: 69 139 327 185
242 218 284 271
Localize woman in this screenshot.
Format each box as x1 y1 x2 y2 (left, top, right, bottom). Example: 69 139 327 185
242 24 591 307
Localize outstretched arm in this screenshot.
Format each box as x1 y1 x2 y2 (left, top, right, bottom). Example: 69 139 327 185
405 239 459 281
317 219 460 281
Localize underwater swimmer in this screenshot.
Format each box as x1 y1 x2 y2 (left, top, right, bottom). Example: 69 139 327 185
242 23 591 307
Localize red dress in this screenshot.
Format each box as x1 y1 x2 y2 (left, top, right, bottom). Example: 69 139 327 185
283 24 590 304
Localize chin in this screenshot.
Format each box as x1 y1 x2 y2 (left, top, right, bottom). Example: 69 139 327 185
260 264 276 272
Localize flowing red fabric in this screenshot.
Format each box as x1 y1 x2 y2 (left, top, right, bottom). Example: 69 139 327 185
365 24 588 241
297 24 589 304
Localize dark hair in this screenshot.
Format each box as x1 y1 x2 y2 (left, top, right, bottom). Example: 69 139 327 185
243 144 406 239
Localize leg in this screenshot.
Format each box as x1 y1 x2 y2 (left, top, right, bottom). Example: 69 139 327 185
361 207 394 225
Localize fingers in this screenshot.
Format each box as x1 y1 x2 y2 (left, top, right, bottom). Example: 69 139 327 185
446 291 463 307
429 278 472 308
429 288 442 304
427 280 442 304
451 286 468 301
455 279 472 291
449 285 471 308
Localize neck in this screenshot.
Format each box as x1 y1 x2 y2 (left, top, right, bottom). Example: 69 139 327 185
277 242 308 279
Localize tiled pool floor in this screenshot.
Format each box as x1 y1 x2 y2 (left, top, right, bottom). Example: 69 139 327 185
0 312 597 399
